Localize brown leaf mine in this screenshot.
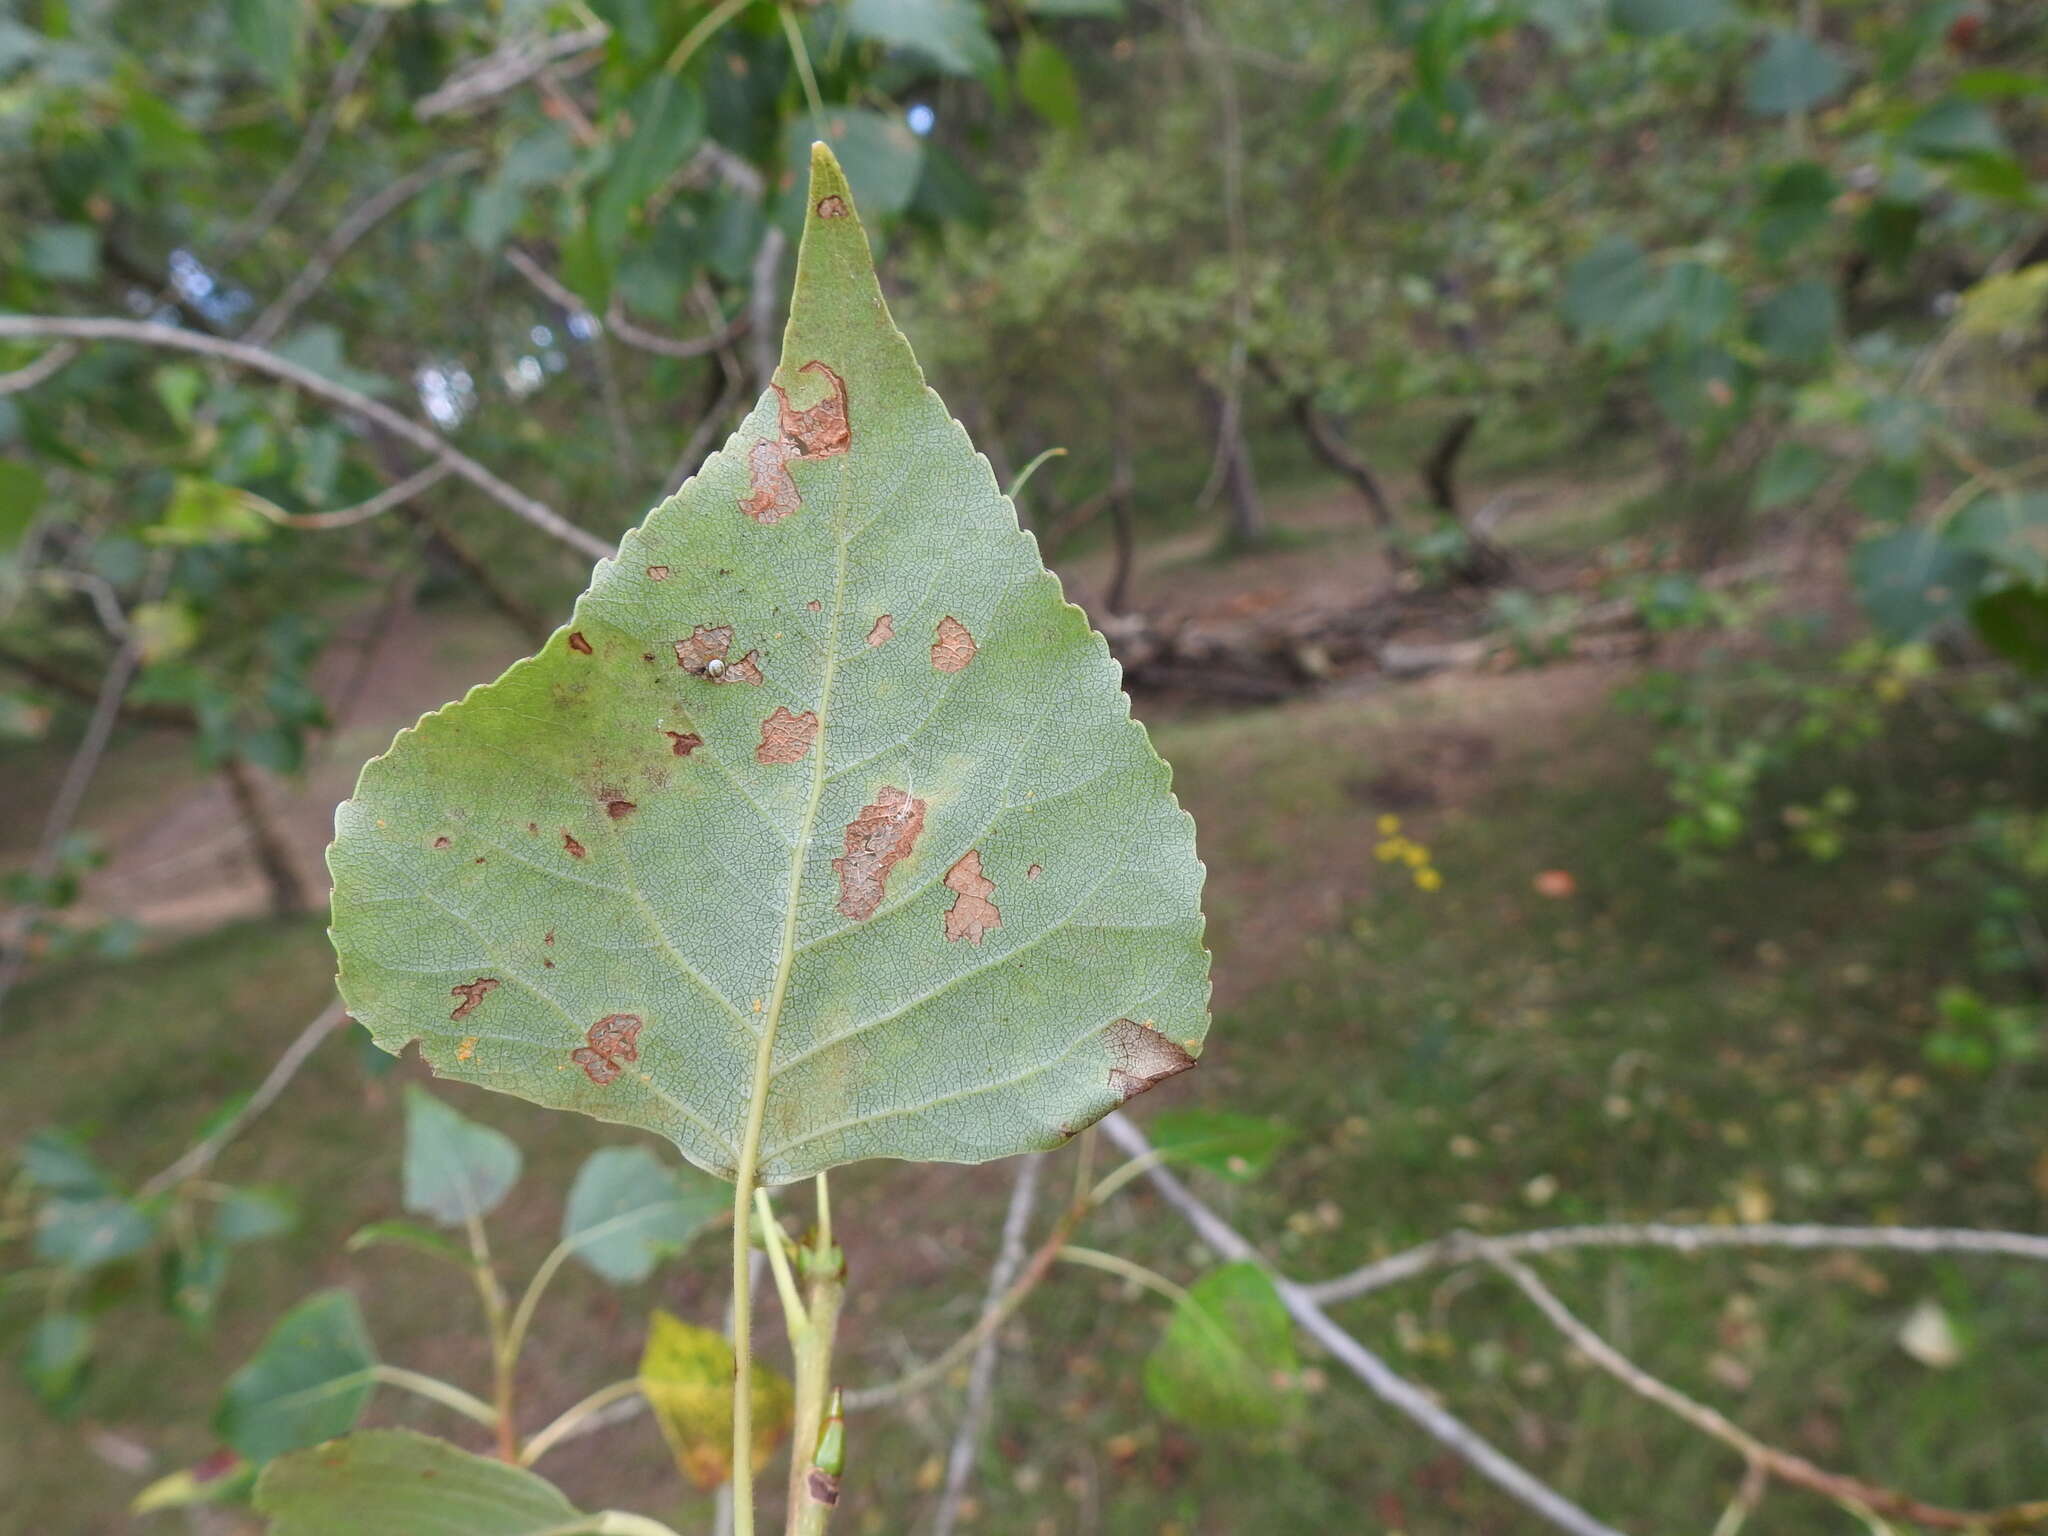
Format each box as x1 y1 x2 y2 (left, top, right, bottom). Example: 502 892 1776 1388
675 625 763 685
449 977 499 1021
646 565 671 581
568 631 593 655
664 730 704 757
942 848 1001 945
562 830 587 859
833 786 927 920
866 614 894 647
1105 1017 1196 1102
738 361 851 524
757 706 820 764
572 1012 643 1086
932 615 977 673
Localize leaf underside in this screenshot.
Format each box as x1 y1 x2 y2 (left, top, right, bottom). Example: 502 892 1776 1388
327 144 1210 1184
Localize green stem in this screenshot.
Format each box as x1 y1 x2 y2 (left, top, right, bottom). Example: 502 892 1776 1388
665 0 754 77
1004 446 1067 503
503 1239 576 1377
1056 1245 1195 1309
779 4 827 121
372 1364 501 1429
462 1207 519 1461
521 1378 642 1467
784 1186 845 1534
754 1188 809 1329
792 1387 844 1536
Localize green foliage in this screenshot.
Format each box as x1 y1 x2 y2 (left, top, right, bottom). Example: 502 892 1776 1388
1143 1262 1299 1432
214 1289 376 1464
254 1430 584 1536
1147 1108 1295 1181
401 1085 522 1227
562 1146 724 1284
640 1308 795 1490
329 151 1210 1187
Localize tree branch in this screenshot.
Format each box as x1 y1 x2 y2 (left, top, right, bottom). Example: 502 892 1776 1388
504 246 750 362
0 316 614 562
414 25 611 122
256 461 453 530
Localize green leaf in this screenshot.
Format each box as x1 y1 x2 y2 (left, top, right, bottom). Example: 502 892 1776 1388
131 1453 254 1513
17 1311 92 1414
23 223 100 283
1900 96 2007 161
254 1430 581 1535
1024 0 1123 14
640 1309 794 1490
845 0 999 77
214 1289 376 1464
1145 1109 1294 1181
166 1239 231 1329
34 1195 154 1271
1650 346 1748 434
1957 265 2048 339
345 1218 473 1266
1848 461 1920 525
231 0 307 108
18 1128 109 1197
1562 236 1666 350
594 75 706 251
1851 528 1989 642
215 1186 298 1245
1756 161 1837 261
0 458 41 549
783 110 926 221
1751 278 1839 367
1661 261 1736 346
1949 491 2048 585
1609 0 1730 38
1973 586 2048 672
1744 29 1848 117
328 145 1209 1186
1143 1263 1299 1433
152 477 275 545
1017 34 1082 131
401 1086 521 1228
563 1145 725 1284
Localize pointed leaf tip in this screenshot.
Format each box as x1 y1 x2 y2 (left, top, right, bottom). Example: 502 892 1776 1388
806 141 856 224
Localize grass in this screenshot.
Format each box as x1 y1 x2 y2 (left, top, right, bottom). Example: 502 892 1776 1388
4 628 2046 1534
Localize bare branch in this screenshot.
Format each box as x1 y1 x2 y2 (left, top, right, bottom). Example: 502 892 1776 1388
137 998 350 1198
1483 1246 2048 1532
1097 1115 1628 1536
1304 1220 2048 1307
244 150 484 347
414 25 610 122
0 315 614 562
746 227 788 394
932 1155 1047 1536
0 342 80 396
219 11 394 262
256 461 454 531
664 374 746 499
504 246 751 361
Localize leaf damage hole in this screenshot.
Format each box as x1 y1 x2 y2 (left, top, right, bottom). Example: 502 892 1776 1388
449 977 500 1021
833 786 927 921
568 631 594 655
646 565 671 581
562 830 587 859
1027 863 1043 881
806 599 822 612
738 361 851 525
866 614 894 648
572 1013 643 1086
815 195 848 219
675 624 762 685
433 836 452 850
757 706 820 764
932 615 977 673
664 730 704 757
1105 1017 1196 1102
942 848 1001 945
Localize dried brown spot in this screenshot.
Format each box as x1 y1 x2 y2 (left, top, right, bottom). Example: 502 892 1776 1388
932 615 977 673
543 958 554 968
806 599 822 613
433 836 452 850
1105 1017 1196 1102
664 730 704 757
562 831 587 859
674 625 761 685
456 1036 477 1062
527 822 539 835
738 361 851 524
942 848 1002 945
473 856 486 865
1027 863 1043 881
807 1469 842 1505
723 650 763 686
642 653 655 663
572 1012 643 1086
449 977 499 1021
866 614 894 648
568 631 593 655
646 565 671 581
544 930 554 945
833 786 927 921
604 797 636 820
757 706 820 765
815 195 848 219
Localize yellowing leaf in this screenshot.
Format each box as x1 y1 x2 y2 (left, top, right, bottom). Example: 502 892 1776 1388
638 1310 793 1490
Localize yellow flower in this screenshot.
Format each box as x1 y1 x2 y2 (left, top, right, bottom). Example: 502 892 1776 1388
1374 839 1404 863
1414 866 1443 892
1377 813 1401 835
1402 844 1430 868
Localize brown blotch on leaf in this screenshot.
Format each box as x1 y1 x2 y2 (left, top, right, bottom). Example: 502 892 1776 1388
572 1012 643 1086
833 786 927 921
866 614 894 648
806 599 822 613
432 836 452 850
449 977 499 1021
738 361 851 524
544 930 554 945
723 650 764 685
807 1470 842 1506
815 195 848 219
526 822 539 835
942 848 1002 945
473 856 486 865
1105 1017 1196 1102
568 631 594 655
664 730 704 757
1027 863 1043 881
675 625 762 685
646 565 671 581
562 830 587 859
757 706 820 765
604 796 636 820
932 615 977 673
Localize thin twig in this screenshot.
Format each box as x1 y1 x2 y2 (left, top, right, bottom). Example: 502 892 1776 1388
414 25 611 121
244 150 484 347
137 998 350 1197
1097 1116 1627 1536
0 315 613 561
256 461 454 530
1303 1221 2048 1306
0 342 80 396
1483 1246 2048 1533
0 552 170 1023
931 1155 1045 1536
505 245 749 360
746 227 787 395
1180 0 1251 518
